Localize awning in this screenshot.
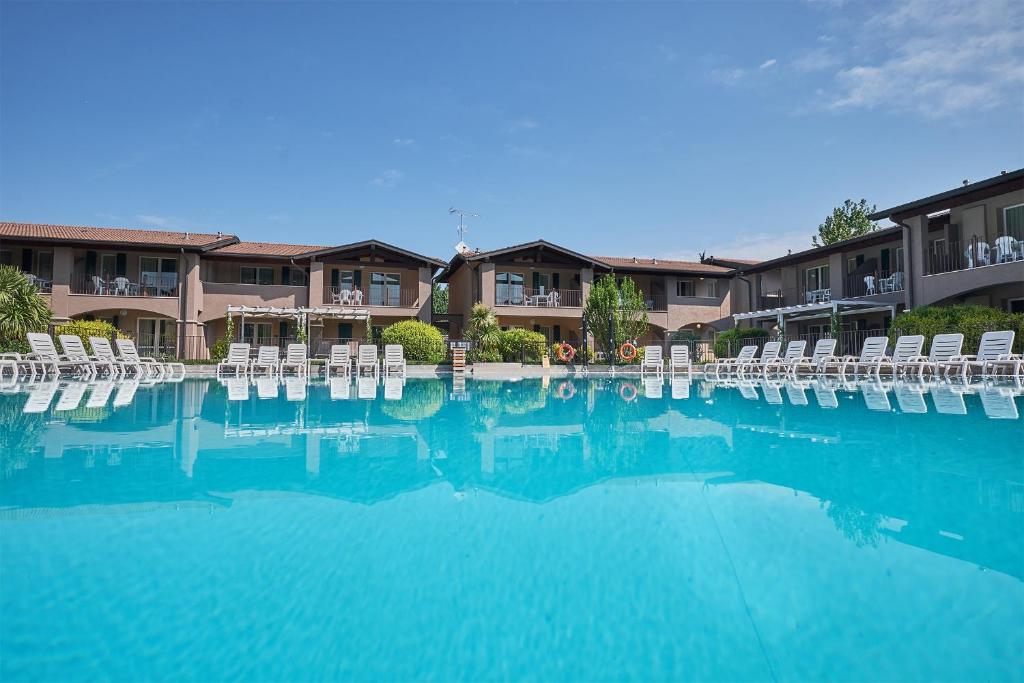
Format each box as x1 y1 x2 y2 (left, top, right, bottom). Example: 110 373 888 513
733 299 895 323
227 305 370 321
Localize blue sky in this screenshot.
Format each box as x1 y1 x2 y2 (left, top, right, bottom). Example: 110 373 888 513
1 0 1021 261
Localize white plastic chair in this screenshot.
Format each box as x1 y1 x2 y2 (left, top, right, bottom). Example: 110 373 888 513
763 340 806 376
994 236 1018 263
384 345 407 376
792 338 839 376
864 275 875 295
357 345 379 376
112 277 131 295
92 275 106 294
58 335 101 378
905 333 963 376
640 346 663 376
741 341 781 376
939 331 1015 378
280 344 308 376
326 345 353 376
251 346 281 375
88 337 131 377
884 335 925 375
216 343 250 377
709 345 758 378
116 338 171 378
669 345 691 376
840 337 889 377
27 333 91 377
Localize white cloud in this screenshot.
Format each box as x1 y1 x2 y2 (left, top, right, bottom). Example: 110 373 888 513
826 0 1024 117
791 47 842 73
710 67 747 85
507 118 540 133
392 138 415 147
675 230 812 262
136 214 175 228
372 169 404 188
759 59 777 70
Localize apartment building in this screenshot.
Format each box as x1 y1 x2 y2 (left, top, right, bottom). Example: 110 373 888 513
440 240 736 344
0 222 444 358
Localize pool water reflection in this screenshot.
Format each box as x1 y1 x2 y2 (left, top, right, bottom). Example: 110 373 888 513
1 376 1022 681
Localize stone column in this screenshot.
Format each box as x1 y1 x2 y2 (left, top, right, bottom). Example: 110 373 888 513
828 252 844 298
480 262 496 307
904 214 929 309
49 246 73 323
417 266 432 322
308 258 324 307
180 252 204 359
581 267 594 306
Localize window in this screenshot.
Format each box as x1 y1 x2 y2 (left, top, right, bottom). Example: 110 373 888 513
240 266 274 285
100 254 117 279
848 257 857 274
140 257 178 294
704 279 720 298
137 318 176 356
930 237 946 254
370 272 400 305
532 272 551 292
36 251 53 280
242 321 273 344
288 268 307 286
334 270 355 290
894 246 905 274
1004 204 1024 240
496 272 524 305
805 265 829 292
676 280 695 297
1009 298 1024 314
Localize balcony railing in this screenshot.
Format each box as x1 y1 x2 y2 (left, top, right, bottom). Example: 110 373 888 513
754 287 831 311
323 286 419 307
643 295 667 312
23 273 53 293
927 235 1024 275
495 287 582 308
70 273 179 298
844 270 906 298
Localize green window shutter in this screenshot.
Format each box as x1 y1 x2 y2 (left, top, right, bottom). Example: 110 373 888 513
279 321 288 339
554 325 561 341
353 270 362 287
880 249 890 271
116 253 127 277
339 322 353 339
331 269 340 287
282 266 290 284
85 250 97 277
21 249 33 272
532 272 540 290
552 273 560 288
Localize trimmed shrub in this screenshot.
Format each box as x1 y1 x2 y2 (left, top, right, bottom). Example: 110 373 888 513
891 305 1024 354
379 320 446 363
54 320 131 354
713 327 769 358
497 328 547 362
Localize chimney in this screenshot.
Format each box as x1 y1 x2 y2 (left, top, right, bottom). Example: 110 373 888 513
962 179 970 186
633 256 638 263
653 258 658 265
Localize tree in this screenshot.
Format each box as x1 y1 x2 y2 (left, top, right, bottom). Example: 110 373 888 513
583 275 649 358
0 265 52 353
432 283 449 315
465 303 501 361
812 199 877 247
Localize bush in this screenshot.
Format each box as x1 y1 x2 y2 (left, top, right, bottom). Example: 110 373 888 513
471 347 502 363
54 320 131 354
714 327 769 358
891 305 1024 354
497 328 547 362
379 320 446 363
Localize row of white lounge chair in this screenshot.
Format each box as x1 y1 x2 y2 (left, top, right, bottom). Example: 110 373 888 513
0 333 185 381
215 343 407 378
703 331 1021 379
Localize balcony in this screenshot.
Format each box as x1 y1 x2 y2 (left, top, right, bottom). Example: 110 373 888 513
643 294 667 312
754 287 831 311
844 270 906 298
495 287 582 308
927 235 1023 275
70 273 179 298
323 286 420 308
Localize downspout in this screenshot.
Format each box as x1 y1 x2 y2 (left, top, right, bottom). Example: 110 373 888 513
893 218 914 310
734 270 754 329
179 248 188 359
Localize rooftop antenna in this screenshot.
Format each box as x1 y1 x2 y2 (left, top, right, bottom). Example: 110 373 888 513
449 207 478 254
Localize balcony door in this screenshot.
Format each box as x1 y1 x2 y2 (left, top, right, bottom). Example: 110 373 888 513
369 272 400 306
496 272 524 305
805 265 829 293
137 318 176 357
140 257 178 296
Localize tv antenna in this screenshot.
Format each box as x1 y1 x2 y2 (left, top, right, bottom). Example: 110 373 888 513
449 207 478 243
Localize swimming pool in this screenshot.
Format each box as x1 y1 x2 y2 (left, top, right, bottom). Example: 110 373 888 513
1 376 1021 681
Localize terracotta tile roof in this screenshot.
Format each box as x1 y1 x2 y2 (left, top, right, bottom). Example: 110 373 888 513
0 221 235 249
209 241 327 257
592 256 733 274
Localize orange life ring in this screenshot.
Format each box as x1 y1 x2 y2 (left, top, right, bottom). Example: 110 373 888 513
619 342 637 361
619 382 638 401
556 381 576 400
556 343 576 363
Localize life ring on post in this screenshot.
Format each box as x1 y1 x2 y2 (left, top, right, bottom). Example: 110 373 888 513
556 381 576 400
556 342 576 363
619 382 638 402
619 342 638 362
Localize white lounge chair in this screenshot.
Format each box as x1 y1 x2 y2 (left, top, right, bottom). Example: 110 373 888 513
216 343 250 377
640 346 664 376
88 337 132 377
669 345 691 376
883 335 925 375
384 345 407 377
357 345 379 376
840 337 889 377
741 341 781 376
251 346 281 375
23 381 60 413
384 376 404 400
791 339 839 376
116 338 169 378
904 333 963 377
938 330 1015 378
27 333 92 377
710 345 758 378
112 379 140 407
1 351 42 380
329 376 351 400
58 335 105 378
326 345 353 376
280 344 309 376
763 340 807 376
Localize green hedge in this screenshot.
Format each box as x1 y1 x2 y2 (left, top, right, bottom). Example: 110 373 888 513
713 327 769 358
497 328 547 362
54 320 131 354
379 320 446 363
891 305 1024 354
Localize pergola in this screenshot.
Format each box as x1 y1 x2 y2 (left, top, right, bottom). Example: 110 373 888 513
227 305 370 349
733 299 898 328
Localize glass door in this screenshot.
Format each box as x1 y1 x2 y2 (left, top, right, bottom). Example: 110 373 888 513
140 257 178 296
370 272 400 306
496 272 524 305
137 318 176 357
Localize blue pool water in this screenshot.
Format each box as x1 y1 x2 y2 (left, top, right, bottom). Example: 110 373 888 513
1 375 1022 681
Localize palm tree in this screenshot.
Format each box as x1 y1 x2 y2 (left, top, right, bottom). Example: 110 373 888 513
0 265 52 353
466 303 499 345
